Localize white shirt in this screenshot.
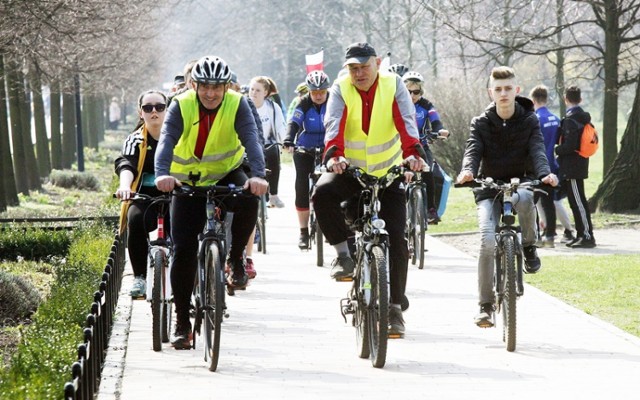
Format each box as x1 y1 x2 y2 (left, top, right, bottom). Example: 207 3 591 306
256 99 285 144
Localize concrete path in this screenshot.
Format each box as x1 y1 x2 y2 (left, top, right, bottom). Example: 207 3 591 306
98 165 640 400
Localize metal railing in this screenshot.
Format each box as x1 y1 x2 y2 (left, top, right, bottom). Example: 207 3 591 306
63 233 126 400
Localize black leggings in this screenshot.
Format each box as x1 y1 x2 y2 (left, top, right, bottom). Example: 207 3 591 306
126 200 170 278
264 144 281 196
170 168 259 325
293 150 315 210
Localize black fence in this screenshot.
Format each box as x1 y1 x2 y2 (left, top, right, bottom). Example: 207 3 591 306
63 233 126 400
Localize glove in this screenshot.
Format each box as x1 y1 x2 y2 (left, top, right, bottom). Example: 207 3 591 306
283 140 294 149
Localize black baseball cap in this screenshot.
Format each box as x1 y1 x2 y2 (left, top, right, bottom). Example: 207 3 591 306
174 74 185 85
343 42 377 66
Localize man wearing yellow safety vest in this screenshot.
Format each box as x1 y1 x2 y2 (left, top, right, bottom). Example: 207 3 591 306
155 56 269 349
313 42 426 338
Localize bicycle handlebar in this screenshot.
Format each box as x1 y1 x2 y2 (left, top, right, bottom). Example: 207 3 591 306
454 177 542 191
172 183 252 198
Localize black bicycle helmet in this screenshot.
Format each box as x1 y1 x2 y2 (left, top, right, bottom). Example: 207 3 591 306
388 63 409 77
191 56 232 84
305 71 331 91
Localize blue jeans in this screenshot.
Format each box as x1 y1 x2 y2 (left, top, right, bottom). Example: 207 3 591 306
476 188 537 305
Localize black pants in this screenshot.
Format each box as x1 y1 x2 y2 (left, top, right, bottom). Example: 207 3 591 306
170 168 258 325
293 150 315 210
563 178 594 240
126 200 170 278
264 144 281 196
535 186 557 238
313 172 409 305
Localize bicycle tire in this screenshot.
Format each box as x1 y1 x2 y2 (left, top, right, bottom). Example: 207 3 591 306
355 292 370 358
501 236 517 352
367 245 389 368
204 242 224 371
412 188 426 269
151 251 164 352
161 257 171 343
315 220 324 267
257 195 267 254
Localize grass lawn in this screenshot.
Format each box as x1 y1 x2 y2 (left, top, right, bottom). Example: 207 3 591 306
529 255 640 337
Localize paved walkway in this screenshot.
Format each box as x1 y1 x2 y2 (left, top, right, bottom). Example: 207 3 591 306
98 165 640 400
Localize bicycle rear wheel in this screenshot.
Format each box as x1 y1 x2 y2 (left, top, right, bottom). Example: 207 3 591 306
501 236 517 352
366 245 389 368
151 251 165 352
411 188 426 269
204 242 225 371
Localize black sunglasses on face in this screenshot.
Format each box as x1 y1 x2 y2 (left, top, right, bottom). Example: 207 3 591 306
408 89 421 96
141 103 166 113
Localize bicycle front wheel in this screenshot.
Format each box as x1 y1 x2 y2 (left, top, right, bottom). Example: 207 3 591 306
204 242 225 371
501 236 517 352
411 188 426 269
366 245 389 368
161 257 172 343
151 251 166 352
312 213 324 267
257 195 267 254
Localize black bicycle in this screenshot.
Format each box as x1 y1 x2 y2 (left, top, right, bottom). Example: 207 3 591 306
405 171 428 269
295 146 325 266
455 177 542 352
117 193 173 352
174 180 249 371
337 164 411 368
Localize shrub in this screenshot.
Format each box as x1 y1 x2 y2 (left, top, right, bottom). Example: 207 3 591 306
49 169 100 191
0 270 42 324
0 229 71 261
0 225 113 400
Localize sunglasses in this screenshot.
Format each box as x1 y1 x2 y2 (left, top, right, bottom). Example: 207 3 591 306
141 103 166 113
408 89 422 96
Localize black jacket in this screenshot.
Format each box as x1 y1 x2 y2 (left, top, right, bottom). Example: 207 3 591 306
555 106 591 180
461 96 550 202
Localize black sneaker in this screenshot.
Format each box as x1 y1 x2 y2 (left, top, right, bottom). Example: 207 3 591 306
427 208 440 225
227 257 248 288
388 306 405 338
523 245 541 274
330 255 355 281
474 303 495 328
298 231 310 250
569 237 596 248
561 229 576 244
171 321 193 350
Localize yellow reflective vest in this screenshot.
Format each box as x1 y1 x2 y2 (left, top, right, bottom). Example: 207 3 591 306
171 90 245 186
338 72 403 177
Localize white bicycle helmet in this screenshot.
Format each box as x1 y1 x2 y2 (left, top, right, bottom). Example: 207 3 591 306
305 71 331 90
402 71 424 83
191 56 232 84
388 63 409 77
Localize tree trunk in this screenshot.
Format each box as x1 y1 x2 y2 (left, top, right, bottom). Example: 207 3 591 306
601 1 621 177
30 62 52 178
50 81 63 170
16 68 41 191
589 75 640 212
0 52 19 208
5 58 29 195
62 90 76 168
97 95 105 144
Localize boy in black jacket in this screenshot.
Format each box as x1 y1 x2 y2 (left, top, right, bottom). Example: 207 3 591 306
555 86 596 248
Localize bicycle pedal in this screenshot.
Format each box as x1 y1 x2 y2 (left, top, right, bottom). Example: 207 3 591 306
335 276 354 282
388 332 404 339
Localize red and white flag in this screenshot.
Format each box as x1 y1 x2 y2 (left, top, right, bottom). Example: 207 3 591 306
305 50 324 73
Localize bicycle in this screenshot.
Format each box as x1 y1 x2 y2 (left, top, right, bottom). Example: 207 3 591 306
337 163 409 368
173 178 250 371
405 169 428 270
117 193 173 352
294 146 325 267
455 177 543 352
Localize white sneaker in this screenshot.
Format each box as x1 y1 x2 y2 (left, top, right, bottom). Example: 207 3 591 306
130 276 146 298
268 195 285 208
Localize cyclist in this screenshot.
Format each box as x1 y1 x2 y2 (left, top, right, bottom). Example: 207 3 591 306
456 66 558 328
283 70 331 250
403 70 450 224
155 55 268 349
313 42 426 338
388 63 409 78
115 90 169 299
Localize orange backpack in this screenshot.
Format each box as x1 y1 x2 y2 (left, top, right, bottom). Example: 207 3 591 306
577 122 599 158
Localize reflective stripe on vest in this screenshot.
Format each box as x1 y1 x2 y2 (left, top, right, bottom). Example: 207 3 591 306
171 90 245 185
338 72 402 177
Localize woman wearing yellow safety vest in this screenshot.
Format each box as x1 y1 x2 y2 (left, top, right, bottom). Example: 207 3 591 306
313 43 426 339
154 56 268 350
